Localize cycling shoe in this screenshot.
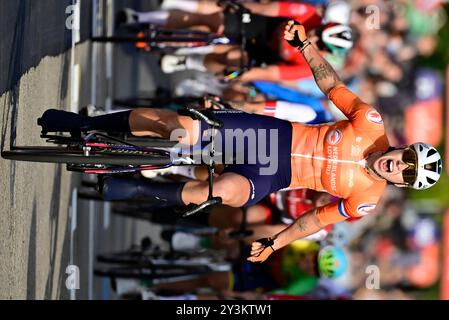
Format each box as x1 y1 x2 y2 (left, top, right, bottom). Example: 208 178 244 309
160 55 187 74
115 8 139 28
37 109 86 134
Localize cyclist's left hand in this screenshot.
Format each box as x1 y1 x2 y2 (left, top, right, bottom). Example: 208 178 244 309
247 238 275 263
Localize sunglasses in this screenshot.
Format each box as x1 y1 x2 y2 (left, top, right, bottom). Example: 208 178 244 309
401 147 418 185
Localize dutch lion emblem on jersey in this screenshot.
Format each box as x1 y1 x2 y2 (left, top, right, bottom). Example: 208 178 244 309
327 129 342 145
365 109 383 125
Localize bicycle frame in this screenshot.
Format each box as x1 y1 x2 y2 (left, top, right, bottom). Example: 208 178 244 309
42 131 173 174
47 106 224 217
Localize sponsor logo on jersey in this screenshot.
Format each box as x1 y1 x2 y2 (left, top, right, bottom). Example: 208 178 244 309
327 129 342 145
348 169 355 188
249 179 256 200
357 203 377 216
366 109 383 125
351 145 361 157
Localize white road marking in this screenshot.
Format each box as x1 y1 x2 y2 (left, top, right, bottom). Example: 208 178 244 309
68 0 81 300
70 0 81 113
71 64 80 113
88 0 100 301
69 188 78 300
88 201 95 300
102 0 114 231
73 0 81 44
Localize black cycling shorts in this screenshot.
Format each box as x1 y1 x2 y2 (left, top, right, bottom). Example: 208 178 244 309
198 110 293 207
223 10 286 65
223 9 267 43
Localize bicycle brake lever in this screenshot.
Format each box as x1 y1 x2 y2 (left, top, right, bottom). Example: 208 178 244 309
178 108 223 128
177 106 203 119
182 197 222 217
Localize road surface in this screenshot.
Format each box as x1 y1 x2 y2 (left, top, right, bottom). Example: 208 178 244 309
0 0 172 299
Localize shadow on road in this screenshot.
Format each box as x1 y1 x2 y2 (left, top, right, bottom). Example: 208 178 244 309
26 197 37 300
0 0 92 152
0 0 93 96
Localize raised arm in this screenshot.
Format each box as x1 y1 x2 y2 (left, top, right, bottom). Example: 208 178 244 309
283 20 343 96
283 20 379 122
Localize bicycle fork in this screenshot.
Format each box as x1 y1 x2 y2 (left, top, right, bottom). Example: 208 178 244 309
180 108 223 217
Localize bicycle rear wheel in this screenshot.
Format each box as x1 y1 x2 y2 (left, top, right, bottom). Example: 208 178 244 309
1 146 171 166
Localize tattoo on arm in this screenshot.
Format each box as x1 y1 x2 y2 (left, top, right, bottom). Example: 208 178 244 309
297 217 308 233
302 46 341 95
311 61 340 82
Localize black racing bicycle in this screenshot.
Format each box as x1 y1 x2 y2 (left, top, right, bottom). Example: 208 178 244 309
93 1 246 49
93 1 253 82
94 238 231 283
110 200 253 240
1 102 226 217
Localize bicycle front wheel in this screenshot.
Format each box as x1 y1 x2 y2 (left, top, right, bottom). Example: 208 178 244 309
1 146 171 166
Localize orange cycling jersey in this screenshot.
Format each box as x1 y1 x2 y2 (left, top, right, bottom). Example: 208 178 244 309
289 85 390 226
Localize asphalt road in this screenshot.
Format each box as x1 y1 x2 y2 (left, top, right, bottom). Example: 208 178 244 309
0 0 171 299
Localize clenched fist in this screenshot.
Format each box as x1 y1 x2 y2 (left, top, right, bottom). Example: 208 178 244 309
247 238 275 263
284 20 308 49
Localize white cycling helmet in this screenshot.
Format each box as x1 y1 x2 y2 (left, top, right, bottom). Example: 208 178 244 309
323 0 351 25
318 23 354 55
410 142 443 190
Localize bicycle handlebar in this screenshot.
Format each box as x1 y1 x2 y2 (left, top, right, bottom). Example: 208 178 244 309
178 107 224 128
177 104 225 217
